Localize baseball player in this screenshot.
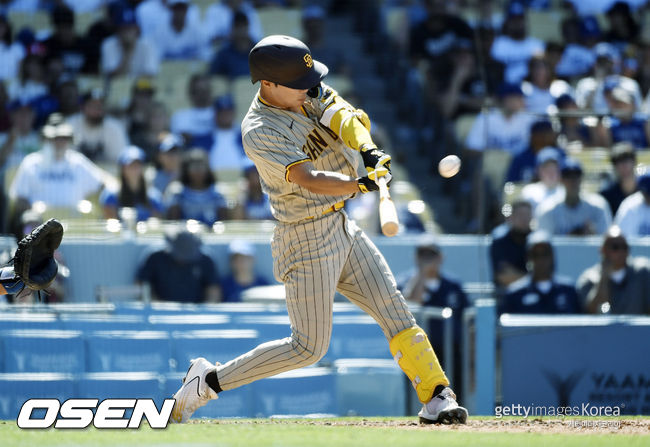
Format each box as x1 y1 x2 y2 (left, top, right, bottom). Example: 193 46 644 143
171 35 468 425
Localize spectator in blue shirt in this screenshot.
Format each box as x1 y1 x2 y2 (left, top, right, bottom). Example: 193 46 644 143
208 95 248 172
153 133 184 195
490 199 532 291
100 145 164 222
600 86 650 149
240 164 273 220
221 240 270 302
165 148 228 226
208 10 253 79
500 231 581 314
137 227 221 303
599 142 638 215
554 94 597 150
505 120 560 183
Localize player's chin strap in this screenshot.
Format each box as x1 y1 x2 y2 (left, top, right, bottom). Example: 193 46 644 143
389 325 450 404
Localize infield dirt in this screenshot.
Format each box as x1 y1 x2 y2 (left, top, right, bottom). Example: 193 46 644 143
191 416 650 435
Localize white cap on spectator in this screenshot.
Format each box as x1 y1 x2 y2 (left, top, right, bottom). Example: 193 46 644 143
229 240 255 257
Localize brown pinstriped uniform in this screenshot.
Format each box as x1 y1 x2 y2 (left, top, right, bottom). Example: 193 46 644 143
215 84 415 390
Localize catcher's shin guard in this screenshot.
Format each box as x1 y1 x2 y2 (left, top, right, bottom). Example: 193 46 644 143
389 326 450 403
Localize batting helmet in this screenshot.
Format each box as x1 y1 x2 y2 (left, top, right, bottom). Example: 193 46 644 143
249 35 328 89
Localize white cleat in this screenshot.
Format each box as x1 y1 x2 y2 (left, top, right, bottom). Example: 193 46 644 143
419 387 468 424
170 357 218 423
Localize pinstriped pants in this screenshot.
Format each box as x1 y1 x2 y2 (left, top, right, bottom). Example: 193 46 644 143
215 210 415 390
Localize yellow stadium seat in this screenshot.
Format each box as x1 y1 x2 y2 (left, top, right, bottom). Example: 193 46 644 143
156 60 208 111
454 114 477 144
159 60 207 80
193 0 214 15
75 11 102 35
258 7 301 38
572 149 612 180
385 8 409 50
502 181 525 205
211 75 231 97
233 76 259 122
106 77 134 110
8 11 51 34
326 75 353 96
483 149 512 193
636 150 650 169
527 10 564 43
77 75 105 93
156 79 191 112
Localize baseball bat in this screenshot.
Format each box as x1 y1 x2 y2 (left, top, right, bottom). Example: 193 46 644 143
378 177 399 237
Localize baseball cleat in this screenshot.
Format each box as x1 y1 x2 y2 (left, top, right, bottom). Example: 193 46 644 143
170 357 218 423
418 387 468 424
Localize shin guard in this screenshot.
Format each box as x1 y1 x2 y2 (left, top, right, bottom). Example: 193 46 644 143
389 326 449 403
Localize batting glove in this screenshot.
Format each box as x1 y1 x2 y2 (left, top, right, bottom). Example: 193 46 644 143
361 145 391 174
357 173 392 193
368 166 391 183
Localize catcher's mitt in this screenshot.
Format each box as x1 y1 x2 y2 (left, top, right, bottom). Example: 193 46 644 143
13 218 64 291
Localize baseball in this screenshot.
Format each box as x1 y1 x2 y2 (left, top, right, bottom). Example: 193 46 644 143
438 155 461 178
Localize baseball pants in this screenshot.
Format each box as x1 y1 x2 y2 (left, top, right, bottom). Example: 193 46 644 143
215 210 415 390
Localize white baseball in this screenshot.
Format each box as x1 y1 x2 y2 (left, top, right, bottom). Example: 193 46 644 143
438 155 461 178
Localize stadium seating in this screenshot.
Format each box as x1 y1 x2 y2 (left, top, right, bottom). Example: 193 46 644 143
325 315 390 362
147 314 231 332
171 329 259 370
85 330 171 373
527 10 564 42
233 76 261 122
0 330 84 374
0 373 76 420
77 372 166 406
59 314 145 332
232 315 293 341
252 367 337 417
0 313 60 331
258 8 301 38
8 11 51 35
334 359 405 416
164 371 254 418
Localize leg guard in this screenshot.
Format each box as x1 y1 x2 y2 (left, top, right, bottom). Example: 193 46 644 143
389 325 449 404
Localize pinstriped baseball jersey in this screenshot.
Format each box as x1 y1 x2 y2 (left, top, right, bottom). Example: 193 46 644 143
212 83 417 393
241 83 361 223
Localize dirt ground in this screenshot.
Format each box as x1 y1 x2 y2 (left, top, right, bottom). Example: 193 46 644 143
201 417 650 435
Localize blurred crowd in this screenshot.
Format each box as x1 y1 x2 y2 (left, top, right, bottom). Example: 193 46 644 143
388 0 650 235
0 0 648 312
0 0 321 237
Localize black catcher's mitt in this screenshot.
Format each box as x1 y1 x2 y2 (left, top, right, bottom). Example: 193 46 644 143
13 218 64 290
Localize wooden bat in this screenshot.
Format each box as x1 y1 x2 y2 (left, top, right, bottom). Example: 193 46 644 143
378 177 399 237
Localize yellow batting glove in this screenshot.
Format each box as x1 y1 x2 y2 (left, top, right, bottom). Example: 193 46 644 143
368 167 392 184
